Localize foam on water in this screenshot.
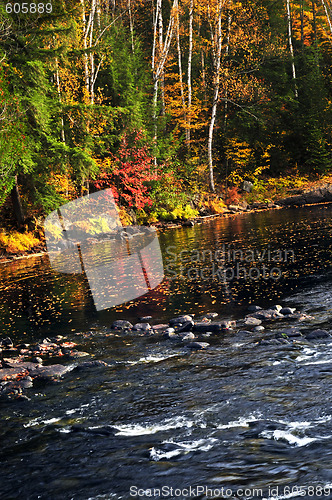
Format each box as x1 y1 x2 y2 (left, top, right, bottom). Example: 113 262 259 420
121 353 179 365
150 437 218 461
261 429 317 447
113 415 196 436
24 417 62 428
216 413 262 430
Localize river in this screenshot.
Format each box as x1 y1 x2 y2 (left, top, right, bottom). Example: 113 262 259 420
1 205 332 500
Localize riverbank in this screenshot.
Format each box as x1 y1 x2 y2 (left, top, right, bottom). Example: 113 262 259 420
1 176 332 263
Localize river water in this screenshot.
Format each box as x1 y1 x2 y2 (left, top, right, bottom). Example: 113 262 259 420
1 205 332 500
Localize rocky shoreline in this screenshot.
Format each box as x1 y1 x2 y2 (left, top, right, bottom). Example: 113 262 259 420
1 304 330 401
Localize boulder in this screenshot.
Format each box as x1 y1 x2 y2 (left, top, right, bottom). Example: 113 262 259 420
111 320 133 330
174 320 194 333
28 364 73 380
249 309 283 321
305 329 330 340
241 181 253 193
244 317 262 327
169 315 193 326
193 322 227 333
132 323 152 332
280 307 296 315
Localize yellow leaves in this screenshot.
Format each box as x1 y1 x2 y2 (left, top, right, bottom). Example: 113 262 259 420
47 173 77 200
0 230 40 254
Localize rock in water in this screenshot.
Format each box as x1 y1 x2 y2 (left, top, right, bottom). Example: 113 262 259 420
169 315 193 326
174 320 194 333
244 317 262 327
132 323 152 332
111 320 133 330
280 307 296 315
186 342 210 350
305 329 330 340
247 305 262 313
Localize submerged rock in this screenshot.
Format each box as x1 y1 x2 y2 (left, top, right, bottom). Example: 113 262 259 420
305 329 330 340
74 360 108 370
1 337 14 348
204 312 218 319
247 305 262 313
253 325 265 332
139 316 152 322
181 333 196 341
186 342 210 350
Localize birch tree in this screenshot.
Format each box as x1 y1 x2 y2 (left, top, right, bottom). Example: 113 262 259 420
151 0 177 149
186 0 194 145
286 0 298 98
207 0 224 192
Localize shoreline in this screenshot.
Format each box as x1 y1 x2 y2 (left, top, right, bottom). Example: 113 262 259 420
1 196 332 266
0 204 281 265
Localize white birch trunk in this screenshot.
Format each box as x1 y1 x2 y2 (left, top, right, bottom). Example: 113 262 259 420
321 0 332 36
128 0 135 53
223 13 231 133
176 5 186 114
186 0 193 145
152 0 177 152
207 0 223 192
81 0 90 95
158 0 166 115
286 0 298 98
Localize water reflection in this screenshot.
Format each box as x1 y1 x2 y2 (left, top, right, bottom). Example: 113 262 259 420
1 205 332 339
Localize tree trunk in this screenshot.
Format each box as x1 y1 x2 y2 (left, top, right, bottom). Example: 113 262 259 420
207 0 223 193
186 0 193 146
151 0 177 159
11 175 25 227
158 0 166 115
286 0 298 98
321 0 332 36
176 5 186 117
223 13 231 133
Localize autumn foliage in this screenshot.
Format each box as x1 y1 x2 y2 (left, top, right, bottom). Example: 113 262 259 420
92 131 159 210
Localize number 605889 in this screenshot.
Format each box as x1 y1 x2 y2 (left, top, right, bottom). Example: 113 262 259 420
6 3 53 14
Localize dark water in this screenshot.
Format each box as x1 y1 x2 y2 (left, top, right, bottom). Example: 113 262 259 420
1 205 332 500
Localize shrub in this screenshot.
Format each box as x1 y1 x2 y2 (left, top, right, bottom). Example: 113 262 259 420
0 230 40 254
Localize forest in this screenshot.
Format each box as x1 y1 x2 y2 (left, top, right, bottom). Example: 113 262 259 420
1 0 332 252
